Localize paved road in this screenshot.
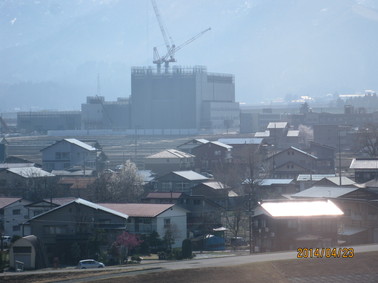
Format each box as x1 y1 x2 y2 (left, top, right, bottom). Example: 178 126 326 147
2 244 378 282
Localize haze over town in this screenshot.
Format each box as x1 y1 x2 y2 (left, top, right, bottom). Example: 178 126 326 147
1 0 378 111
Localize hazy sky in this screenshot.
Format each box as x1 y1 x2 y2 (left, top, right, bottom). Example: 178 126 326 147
1 0 378 110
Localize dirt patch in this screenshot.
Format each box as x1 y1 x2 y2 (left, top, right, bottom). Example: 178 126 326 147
2 252 378 283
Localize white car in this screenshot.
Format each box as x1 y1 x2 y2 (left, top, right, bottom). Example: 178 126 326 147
77 259 105 269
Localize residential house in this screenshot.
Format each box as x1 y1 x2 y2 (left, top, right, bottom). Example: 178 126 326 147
191 141 232 173
296 174 336 191
242 179 298 200
144 149 195 176
99 203 188 248
41 138 100 172
217 138 264 168
142 192 224 237
24 198 76 219
266 147 335 179
0 197 31 236
191 181 235 208
0 167 55 199
292 185 378 244
349 158 378 183
177 139 210 154
23 198 128 265
309 142 335 172
255 122 300 150
252 200 343 252
56 176 97 199
142 192 187 204
152 170 209 194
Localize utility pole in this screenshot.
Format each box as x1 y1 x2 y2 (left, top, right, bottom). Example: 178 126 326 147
338 127 342 186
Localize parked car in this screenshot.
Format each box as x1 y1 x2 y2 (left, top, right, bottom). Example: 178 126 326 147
77 259 105 269
1 236 11 248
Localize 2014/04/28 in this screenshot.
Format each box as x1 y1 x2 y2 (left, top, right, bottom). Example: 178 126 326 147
297 248 354 258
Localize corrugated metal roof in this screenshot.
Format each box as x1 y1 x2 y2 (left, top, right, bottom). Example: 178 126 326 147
209 141 232 149
7 167 55 178
172 170 209 181
267 122 288 129
65 139 97 151
289 146 318 159
292 186 358 198
242 178 294 185
287 130 300 137
195 139 210 144
261 200 343 217
201 181 229 190
99 203 176 217
0 197 22 209
350 159 378 169
147 149 194 159
324 176 355 186
0 163 36 169
259 179 294 186
27 198 128 221
297 174 336 181
217 138 263 145
254 131 270 137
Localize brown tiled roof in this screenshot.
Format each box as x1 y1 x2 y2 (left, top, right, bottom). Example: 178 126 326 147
58 177 97 189
0 197 21 209
98 203 175 217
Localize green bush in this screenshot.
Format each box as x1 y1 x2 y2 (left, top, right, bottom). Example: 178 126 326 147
181 239 193 259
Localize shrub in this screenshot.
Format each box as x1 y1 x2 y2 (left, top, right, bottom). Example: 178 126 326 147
182 239 193 259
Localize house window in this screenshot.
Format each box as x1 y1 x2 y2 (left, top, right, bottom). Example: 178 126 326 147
13 225 20 231
162 182 172 191
13 209 21 215
142 218 152 224
193 199 201 205
55 152 62 160
62 152 70 159
164 218 171 229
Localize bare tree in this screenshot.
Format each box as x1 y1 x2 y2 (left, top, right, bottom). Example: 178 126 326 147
356 124 378 157
91 160 144 203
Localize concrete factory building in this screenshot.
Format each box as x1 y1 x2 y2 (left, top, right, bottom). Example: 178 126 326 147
130 66 240 131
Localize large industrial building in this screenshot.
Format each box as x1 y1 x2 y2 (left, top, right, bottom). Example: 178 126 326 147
17 111 81 134
81 96 130 130
130 66 240 131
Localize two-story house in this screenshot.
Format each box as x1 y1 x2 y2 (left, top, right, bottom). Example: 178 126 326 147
41 138 100 172
266 147 335 179
98 203 188 248
24 198 128 265
0 197 31 236
0 167 55 199
144 149 195 176
252 199 343 252
192 141 232 173
152 170 209 194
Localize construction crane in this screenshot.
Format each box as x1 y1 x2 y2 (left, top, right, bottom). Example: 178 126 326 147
151 0 211 73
